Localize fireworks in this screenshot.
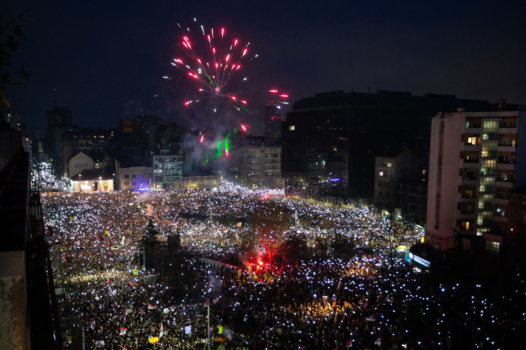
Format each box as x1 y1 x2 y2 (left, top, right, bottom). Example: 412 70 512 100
170 19 289 130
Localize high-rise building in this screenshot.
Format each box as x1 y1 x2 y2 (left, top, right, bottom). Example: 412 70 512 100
282 90 492 197
46 106 72 169
426 107 526 250
265 105 284 138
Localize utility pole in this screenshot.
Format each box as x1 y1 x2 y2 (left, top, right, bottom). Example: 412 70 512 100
207 300 211 350
142 242 146 271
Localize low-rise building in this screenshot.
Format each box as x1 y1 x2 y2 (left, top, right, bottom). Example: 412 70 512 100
183 170 221 190
71 170 114 192
119 165 153 191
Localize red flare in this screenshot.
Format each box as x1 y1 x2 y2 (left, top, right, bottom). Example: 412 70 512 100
279 94 289 98
241 125 247 131
184 101 191 106
236 65 241 70
221 28 225 37
197 58 201 63
242 48 248 56
183 42 188 48
241 100 247 104
188 72 194 77
234 39 238 46
215 62 219 68
231 96 236 100
269 89 278 93
200 136 204 143
207 35 211 43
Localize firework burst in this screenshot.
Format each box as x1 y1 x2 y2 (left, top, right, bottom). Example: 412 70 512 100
167 19 288 135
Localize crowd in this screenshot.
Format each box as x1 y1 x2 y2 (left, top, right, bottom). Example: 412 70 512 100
41 181 524 349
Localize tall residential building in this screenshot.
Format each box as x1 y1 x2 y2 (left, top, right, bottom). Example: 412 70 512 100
153 149 183 190
230 137 282 188
282 90 492 197
265 105 284 138
427 108 526 250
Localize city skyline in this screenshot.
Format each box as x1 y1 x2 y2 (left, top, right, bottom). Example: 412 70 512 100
4 0 526 131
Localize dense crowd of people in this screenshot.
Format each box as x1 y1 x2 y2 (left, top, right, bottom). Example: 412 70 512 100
41 181 524 349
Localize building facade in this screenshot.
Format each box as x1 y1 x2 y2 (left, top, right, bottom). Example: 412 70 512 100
46 106 72 169
183 170 221 190
426 109 526 249
265 105 284 138
374 148 429 222
153 150 183 190
282 90 493 197
230 138 282 188
119 165 153 191
62 129 112 172
71 170 114 192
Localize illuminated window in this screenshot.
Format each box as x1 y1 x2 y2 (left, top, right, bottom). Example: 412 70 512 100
477 212 493 227
479 177 495 193
289 125 295 131
422 169 427 175
332 145 338 151
480 160 496 175
481 143 497 158
478 194 494 210
387 162 393 168
485 241 500 254
482 121 499 140
379 171 384 177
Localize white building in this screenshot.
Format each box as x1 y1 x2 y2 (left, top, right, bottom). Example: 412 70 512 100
427 108 526 250
71 170 114 192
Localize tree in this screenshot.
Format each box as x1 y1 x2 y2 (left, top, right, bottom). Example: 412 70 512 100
249 202 292 266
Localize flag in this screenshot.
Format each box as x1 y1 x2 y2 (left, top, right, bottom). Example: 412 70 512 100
159 322 165 338
90 317 95 330
120 327 127 336
213 297 220 304
122 345 126 350
374 338 382 346
147 302 155 309
129 281 135 288
170 305 175 312
346 339 352 347
365 315 376 322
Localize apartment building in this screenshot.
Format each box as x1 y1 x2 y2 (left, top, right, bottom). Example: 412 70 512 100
230 137 282 188
427 108 526 251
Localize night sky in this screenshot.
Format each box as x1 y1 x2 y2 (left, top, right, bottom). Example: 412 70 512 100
4 0 526 133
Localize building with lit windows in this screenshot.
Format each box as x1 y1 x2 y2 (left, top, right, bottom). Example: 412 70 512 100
426 107 526 251
117 165 153 191
152 149 183 190
282 90 492 197
71 170 114 192
230 137 282 188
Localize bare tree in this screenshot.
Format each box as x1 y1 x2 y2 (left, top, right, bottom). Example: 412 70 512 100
249 202 292 266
